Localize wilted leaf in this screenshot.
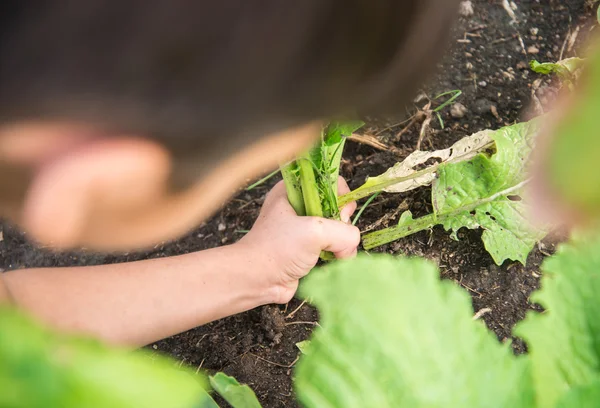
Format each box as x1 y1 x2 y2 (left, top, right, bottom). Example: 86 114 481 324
356 130 494 195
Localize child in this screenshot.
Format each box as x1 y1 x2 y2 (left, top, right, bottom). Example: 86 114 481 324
0 0 460 346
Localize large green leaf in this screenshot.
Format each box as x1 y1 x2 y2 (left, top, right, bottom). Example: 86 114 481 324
295 255 533 408
363 121 547 264
209 373 262 408
555 381 600 408
433 121 546 264
515 232 600 408
0 307 214 408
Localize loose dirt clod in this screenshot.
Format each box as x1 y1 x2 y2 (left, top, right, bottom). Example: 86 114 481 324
451 103 468 118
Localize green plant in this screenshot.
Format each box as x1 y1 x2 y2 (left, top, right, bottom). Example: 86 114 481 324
209 373 261 408
530 58 584 83
280 121 364 259
293 231 600 407
0 307 216 408
361 120 547 265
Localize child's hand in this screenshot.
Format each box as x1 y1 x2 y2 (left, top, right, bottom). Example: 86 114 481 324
238 177 359 304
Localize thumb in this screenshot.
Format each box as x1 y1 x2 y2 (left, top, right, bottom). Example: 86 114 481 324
308 217 361 259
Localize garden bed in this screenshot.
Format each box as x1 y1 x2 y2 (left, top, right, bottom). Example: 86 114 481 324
0 1 594 407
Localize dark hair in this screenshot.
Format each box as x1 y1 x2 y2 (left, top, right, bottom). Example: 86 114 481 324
0 0 459 189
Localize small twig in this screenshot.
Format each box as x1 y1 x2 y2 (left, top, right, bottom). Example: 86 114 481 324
195 358 206 374
567 25 580 53
559 26 571 60
473 308 492 320
468 24 487 32
461 283 483 298
362 200 409 233
416 114 433 151
348 134 399 153
395 110 427 141
373 116 415 136
248 353 299 369
285 321 320 327
246 168 280 191
285 300 307 319
501 0 517 24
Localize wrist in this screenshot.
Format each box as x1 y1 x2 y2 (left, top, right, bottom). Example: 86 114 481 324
231 240 282 305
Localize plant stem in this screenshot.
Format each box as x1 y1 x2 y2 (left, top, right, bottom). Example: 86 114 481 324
280 162 306 216
352 192 381 226
362 214 438 249
298 157 323 218
246 168 280 191
362 179 531 249
338 166 437 208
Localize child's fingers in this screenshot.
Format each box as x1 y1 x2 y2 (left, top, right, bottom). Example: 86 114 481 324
302 216 360 258
337 176 357 223
261 180 297 214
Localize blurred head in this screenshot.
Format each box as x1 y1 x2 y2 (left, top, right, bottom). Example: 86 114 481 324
0 0 459 250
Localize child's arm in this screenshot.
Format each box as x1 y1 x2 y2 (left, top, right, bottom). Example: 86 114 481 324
0 180 359 347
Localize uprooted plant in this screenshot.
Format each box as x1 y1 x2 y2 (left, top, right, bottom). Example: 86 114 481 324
279 121 364 259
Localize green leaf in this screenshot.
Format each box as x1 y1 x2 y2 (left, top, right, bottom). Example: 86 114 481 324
295 255 533 408
515 232 600 408
434 121 546 264
323 121 365 146
555 380 600 408
530 58 584 79
296 340 311 355
209 373 262 408
0 307 214 408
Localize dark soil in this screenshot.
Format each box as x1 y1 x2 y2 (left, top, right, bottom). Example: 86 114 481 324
0 1 595 407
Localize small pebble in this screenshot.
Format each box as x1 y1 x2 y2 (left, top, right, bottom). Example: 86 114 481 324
450 103 468 119
458 0 474 17
527 45 540 54
516 61 528 70
530 27 539 36
478 80 487 87
218 223 226 232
